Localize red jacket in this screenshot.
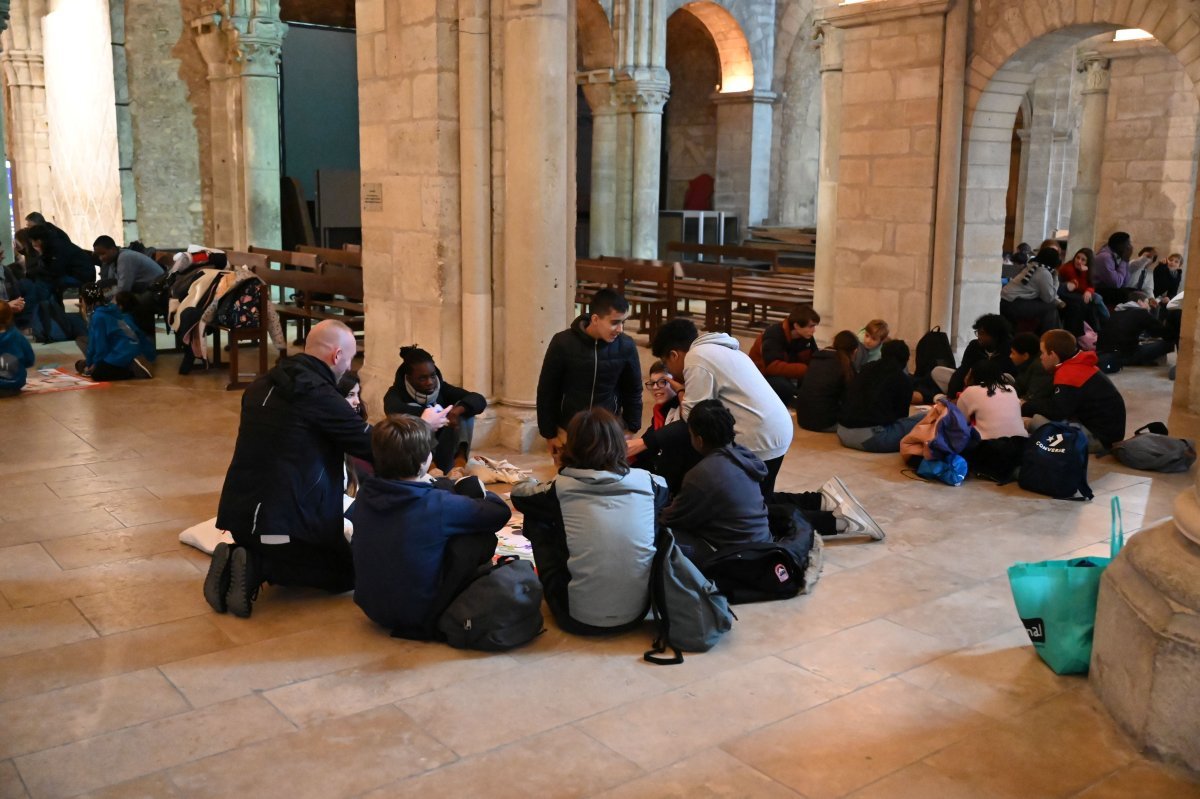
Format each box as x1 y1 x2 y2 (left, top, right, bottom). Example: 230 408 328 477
749 322 818 379
1021 350 1126 448
1058 262 1093 295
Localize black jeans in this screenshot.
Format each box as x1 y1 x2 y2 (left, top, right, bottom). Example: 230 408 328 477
90 361 135 381
772 491 836 535
231 530 356 593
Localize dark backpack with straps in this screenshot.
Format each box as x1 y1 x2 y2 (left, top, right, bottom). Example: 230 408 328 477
915 326 956 378
437 556 544 651
694 505 818 604
1019 422 1093 500
645 528 735 665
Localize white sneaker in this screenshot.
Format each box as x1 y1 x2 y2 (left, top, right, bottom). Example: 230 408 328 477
821 476 885 541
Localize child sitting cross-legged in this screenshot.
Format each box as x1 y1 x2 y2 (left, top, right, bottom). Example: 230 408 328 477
0 300 34 395
349 414 511 640
75 286 153 381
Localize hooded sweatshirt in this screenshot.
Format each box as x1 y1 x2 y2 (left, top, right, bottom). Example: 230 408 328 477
535 315 642 438
661 443 771 550
217 354 373 544
512 467 662 628
683 332 794 461
349 476 510 636
1092 245 1129 290
0 326 35 391
1021 350 1126 449
85 303 143 368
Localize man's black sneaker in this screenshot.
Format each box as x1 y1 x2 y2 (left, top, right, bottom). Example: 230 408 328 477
226 546 262 619
203 542 233 613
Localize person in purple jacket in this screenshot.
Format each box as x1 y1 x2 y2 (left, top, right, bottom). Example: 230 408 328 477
1092 231 1133 307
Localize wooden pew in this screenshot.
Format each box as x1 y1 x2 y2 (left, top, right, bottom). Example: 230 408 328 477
674 261 733 334
575 259 625 312
297 245 363 268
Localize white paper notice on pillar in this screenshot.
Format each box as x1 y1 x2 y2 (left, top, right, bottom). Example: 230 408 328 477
362 183 383 212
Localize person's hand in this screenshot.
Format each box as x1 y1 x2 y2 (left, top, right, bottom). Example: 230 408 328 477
421 404 452 431
667 376 684 393
1083 290 1093 303
445 405 466 429
1066 281 1077 292
9 297 24 312
627 438 648 459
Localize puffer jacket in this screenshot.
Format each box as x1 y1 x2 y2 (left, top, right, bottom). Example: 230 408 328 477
535 315 642 437
85 303 143 368
216 354 373 544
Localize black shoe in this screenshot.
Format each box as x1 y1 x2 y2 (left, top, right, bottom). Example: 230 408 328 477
226 546 262 618
203 542 233 613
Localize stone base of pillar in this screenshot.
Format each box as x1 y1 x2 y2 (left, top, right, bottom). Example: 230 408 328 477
1090 503 1200 776
476 404 547 454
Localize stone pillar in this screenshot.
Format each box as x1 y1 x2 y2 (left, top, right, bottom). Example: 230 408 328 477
109 0 138 243
192 2 286 249
1011 127 1030 247
0 0 52 224
499 0 572 450
712 89 775 231
813 23 842 334
1090 472 1200 774
0 1 13 259
615 75 669 258
580 70 617 258
1067 52 1110 253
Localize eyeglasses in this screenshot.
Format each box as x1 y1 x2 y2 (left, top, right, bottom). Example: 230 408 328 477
644 379 671 389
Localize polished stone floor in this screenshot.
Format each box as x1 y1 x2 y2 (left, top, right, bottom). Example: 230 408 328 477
1 338 1198 798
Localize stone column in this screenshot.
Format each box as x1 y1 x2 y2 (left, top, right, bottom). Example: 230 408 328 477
109 0 138 243
0 1 13 258
1011 127 1030 247
1 0 52 224
1067 52 1110 253
813 23 842 333
712 89 776 232
580 69 617 258
500 0 571 450
192 2 286 249
615 75 669 259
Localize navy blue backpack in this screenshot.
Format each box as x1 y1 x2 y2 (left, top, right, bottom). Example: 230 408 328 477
1019 422 1093 500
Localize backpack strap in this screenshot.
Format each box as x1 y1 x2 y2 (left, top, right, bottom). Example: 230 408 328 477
643 529 683 666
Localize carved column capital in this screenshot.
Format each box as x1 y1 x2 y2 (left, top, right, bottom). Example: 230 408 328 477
1078 51 1111 94
192 1 286 79
614 77 669 114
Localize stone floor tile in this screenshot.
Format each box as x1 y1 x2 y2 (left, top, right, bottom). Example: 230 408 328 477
723 678 990 799
162 706 456 799
46 471 162 500
0 509 125 549
204 588 364 646
106 492 223 527
72 579 211 636
41 519 191 570
577 655 848 771
844 761 1004 799
923 689 1138 798
0 616 232 703
2 487 160 524
0 760 29 799
0 668 189 760
0 551 202 609
74 773 184 799
364 726 641 799
3 464 96 490
1071 761 1200 798
264 643 521 727
0 601 96 659
13 695 294 799
898 628 1072 720
590 749 803 799
143 474 227 500
885 577 1024 649
159 618 401 707
399 648 671 757
779 618 951 689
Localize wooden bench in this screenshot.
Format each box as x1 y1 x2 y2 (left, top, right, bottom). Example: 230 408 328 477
612 259 674 339
666 241 780 271
674 261 733 333
297 245 363 268
209 250 270 390
250 260 365 350
575 259 625 312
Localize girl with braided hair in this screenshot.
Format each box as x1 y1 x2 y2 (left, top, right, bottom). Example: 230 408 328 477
383 345 487 475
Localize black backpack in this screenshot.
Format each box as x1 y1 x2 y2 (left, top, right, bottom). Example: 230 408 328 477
1019 422 1093 500
437 556 544 651
915 326 956 378
694 505 819 604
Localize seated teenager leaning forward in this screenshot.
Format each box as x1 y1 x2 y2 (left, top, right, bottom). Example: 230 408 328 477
0 299 35 395
75 286 153 381
796 330 860 433
646 318 794 498
383 345 486 475
630 359 682 471
536 287 642 461
837 339 924 453
1021 329 1127 454
1095 291 1174 372
748 303 819 408
512 408 666 636
349 415 510 640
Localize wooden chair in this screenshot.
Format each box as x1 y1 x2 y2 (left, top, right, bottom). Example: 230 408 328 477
210 250 270 390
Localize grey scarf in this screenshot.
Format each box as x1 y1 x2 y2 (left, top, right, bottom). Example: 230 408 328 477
405 374 441 407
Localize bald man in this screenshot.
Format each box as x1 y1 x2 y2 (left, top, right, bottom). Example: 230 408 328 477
206 320 372 617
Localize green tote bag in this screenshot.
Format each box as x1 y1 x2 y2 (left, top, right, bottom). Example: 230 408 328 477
1006 496 1126 674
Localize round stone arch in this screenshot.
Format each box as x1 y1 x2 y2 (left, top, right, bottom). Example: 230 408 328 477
578 0 615 72
665 0 758 92
953 0 1200 355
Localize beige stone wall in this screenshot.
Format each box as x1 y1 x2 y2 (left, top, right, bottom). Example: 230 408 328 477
42 0 123 244
664 10 718 209
1095 42 1199 257
833 13 943 344
124 0 206 247
356 0 465 412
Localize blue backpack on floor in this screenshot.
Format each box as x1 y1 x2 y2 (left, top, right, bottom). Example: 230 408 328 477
1019 422 1093 500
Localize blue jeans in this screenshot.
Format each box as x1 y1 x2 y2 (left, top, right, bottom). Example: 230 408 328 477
837 414 923 453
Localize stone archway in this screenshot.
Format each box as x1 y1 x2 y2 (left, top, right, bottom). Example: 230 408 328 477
676 1 753 91
954 1 1200 360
